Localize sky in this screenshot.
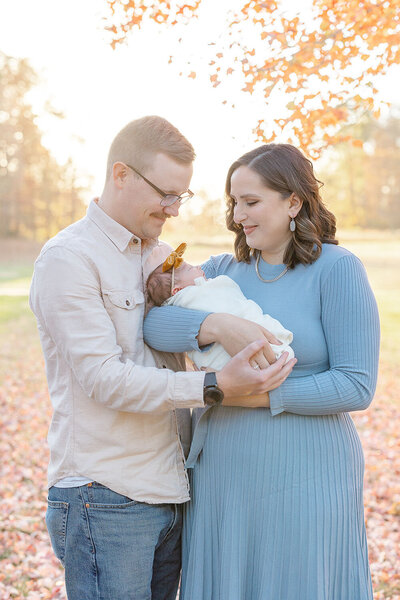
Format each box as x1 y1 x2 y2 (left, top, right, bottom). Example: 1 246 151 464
0 0 399 203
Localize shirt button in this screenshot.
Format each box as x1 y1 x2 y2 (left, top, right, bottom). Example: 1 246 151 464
126 300 130 306
132 238 138 244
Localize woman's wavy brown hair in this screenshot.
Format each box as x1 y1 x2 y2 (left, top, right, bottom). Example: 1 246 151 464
225 144 338 268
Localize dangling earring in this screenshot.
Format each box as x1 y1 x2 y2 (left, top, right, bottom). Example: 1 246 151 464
290 218 296 232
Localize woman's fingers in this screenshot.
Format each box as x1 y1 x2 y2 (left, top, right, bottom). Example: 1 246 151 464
252 349 270 369
237 339 267 362
261 339 276 365
259 326 281 346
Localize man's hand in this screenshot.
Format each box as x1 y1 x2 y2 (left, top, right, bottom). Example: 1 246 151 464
216 340 296 405
199 313 281 367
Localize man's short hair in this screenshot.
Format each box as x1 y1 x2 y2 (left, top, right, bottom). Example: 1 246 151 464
106 116 195 180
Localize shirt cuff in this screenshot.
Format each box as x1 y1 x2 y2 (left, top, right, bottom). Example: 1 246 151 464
172 371 206 409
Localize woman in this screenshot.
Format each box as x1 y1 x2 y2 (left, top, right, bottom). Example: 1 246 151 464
144 143 380 599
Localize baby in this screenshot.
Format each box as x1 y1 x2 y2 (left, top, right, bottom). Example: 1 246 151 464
146 244 294 371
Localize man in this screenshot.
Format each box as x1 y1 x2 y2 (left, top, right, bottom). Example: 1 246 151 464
30 116 291 600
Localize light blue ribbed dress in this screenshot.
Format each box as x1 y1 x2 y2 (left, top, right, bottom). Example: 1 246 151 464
144 244 380 600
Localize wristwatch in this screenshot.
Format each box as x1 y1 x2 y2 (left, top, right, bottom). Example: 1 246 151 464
203 371 224 406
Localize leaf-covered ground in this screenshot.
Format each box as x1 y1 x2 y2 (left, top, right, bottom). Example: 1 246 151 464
1 314 399 599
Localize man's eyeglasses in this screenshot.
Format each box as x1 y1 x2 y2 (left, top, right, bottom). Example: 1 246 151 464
125 164 194 207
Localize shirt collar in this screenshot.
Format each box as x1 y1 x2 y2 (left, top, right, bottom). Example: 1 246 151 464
87 199 158 254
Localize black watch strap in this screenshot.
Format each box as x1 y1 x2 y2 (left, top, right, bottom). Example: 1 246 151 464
203 371 224 406
204 371 218 389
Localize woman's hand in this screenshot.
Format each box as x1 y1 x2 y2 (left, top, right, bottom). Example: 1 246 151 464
216 340 297 405
199 313 281 367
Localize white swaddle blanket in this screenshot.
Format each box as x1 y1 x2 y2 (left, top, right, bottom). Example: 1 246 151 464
164 275 294 370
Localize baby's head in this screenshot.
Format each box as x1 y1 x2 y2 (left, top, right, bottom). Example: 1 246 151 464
146 261 205 307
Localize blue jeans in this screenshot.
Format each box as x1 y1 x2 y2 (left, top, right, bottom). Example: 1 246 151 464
46 483 182 600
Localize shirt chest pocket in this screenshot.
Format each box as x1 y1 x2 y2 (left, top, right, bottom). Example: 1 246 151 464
103 289 145 353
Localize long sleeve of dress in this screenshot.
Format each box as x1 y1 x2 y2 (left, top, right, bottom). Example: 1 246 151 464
269 254 380 416
144 305 211 352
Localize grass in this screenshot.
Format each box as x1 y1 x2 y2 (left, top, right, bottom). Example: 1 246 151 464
0 296 31 326
0 264 33 283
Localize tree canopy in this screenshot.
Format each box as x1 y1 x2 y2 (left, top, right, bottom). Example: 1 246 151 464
105 0 400 156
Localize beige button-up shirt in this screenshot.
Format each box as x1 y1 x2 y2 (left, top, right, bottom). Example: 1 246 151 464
29 200 205 503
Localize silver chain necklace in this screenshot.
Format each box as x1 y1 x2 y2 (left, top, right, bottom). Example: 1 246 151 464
255 252 288 283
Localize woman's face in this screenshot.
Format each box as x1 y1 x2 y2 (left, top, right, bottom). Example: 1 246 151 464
231 165 292 255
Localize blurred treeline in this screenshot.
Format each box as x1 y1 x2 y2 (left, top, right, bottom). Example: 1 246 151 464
319 113 400 229
0 52 85 241
1 51 399 243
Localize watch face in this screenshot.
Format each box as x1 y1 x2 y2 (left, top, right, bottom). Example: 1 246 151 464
204 387 224 406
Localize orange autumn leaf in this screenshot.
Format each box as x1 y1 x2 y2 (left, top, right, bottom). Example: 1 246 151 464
210 72 221 87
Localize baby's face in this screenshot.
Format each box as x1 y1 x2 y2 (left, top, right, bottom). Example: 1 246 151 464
175 262 205 289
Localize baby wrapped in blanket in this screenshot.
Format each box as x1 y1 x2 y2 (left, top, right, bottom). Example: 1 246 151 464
146 244 294 370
